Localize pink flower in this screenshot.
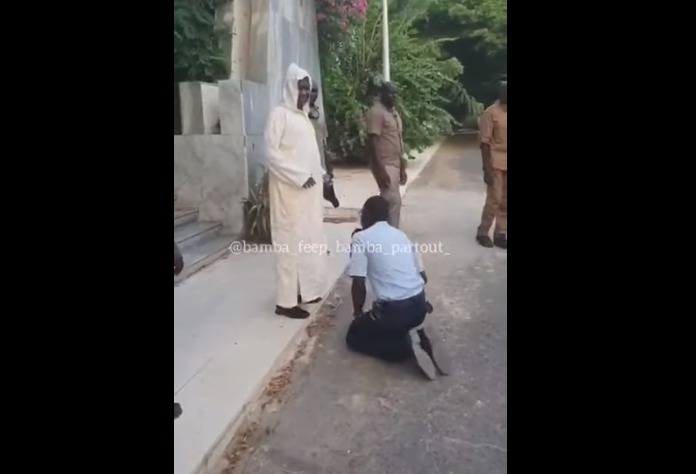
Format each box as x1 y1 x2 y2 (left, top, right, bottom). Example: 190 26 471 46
317 13 327 21
340 20 347 31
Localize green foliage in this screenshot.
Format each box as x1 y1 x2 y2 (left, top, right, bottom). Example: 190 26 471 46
320 0 464 162
429 0 506 56
173 0 227 82
242 170 272 244
419 0 507 107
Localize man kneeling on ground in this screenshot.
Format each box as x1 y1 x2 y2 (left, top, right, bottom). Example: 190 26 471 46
345 196 446 379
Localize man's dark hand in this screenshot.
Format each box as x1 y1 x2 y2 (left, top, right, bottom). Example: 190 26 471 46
302 177 316 189
399 169 408 186
377 172 391 189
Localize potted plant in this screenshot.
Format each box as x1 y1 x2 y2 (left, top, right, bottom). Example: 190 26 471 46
242 169 272 244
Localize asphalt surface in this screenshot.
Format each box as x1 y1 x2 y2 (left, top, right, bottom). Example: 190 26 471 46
239 135 507 474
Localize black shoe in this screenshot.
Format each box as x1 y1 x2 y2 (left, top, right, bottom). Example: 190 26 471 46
276 305 310 319
409 329 437 380
174 402 182 420
493 234 507 249
476 235 494 248
417 328 450 376
323 182 340 208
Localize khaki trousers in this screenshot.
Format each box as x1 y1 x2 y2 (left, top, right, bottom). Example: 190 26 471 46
378 165 402 228
477 169 507 237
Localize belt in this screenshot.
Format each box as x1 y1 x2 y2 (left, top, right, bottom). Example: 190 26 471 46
373 291 424 312
359 292 424 322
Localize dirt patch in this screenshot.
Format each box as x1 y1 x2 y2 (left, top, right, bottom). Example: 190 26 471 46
323 207 360 224
216 294 342 474
323 215 358 224
221 421 258 472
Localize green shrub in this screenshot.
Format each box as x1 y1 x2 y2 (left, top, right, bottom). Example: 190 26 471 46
242 170 272 244
319 0 465 162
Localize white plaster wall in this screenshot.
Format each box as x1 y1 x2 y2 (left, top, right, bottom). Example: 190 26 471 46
240 0 324 186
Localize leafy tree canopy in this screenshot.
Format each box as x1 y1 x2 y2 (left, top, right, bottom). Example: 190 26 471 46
418 0 507 107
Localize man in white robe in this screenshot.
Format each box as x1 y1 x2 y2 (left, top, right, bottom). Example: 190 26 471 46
264 63 328 319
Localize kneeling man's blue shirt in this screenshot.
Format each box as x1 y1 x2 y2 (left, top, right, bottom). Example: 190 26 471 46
346 221 425 302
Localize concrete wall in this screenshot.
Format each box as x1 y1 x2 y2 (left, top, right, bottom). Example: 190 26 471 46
179 82 220 134
174 135 248 235
201 83 220 132
175 80 247 235
238 0 324 186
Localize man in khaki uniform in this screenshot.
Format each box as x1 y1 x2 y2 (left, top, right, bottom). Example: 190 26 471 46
365 82 407 228
476 81 507 249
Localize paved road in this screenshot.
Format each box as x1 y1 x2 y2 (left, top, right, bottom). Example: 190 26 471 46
239 135 507 474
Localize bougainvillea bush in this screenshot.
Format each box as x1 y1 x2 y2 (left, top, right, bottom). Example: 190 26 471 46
316 0 368 44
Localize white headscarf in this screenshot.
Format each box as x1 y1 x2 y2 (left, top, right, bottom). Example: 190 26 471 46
281 63 312 113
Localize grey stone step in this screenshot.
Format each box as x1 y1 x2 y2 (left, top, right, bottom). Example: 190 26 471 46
174 234 234 284
175 221 222 250
174 209 198 228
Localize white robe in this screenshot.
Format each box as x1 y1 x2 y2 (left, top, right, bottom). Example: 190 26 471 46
264 63 327 308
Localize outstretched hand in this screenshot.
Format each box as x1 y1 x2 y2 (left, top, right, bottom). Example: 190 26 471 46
302 177 316 189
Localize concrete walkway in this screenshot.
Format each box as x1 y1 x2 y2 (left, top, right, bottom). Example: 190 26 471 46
174 140 443 474
238 134 507 474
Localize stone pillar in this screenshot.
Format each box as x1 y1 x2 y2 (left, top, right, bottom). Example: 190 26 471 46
218 79 244 137
218 0 251 81
179 82 220 135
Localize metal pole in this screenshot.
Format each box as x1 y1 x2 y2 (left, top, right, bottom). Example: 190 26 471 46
382 0 390 81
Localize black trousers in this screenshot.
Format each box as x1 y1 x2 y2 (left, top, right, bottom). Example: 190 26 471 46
346 291 427 362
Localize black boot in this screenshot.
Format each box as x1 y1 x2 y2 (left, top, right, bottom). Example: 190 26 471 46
493 234 507 249
476 235 494 248
323 182 340 208
408 330 437 380
417 328 450 376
